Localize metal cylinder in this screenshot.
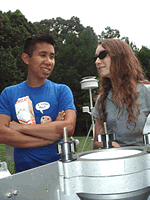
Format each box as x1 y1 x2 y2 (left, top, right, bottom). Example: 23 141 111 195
98 133 116 149
77 188 150 200
57 141 76 162
143 133 150 145
63 127 68 142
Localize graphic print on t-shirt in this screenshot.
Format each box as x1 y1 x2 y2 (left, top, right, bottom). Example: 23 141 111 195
35 102 50 114
35 102 51 124
15 96 36 124
40 116 52 124
15 97 51 124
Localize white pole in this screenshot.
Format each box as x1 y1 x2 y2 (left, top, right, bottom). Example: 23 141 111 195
89 88 95 138
89 88 93 110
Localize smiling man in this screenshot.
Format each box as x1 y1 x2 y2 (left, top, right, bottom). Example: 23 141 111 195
0 34 77 173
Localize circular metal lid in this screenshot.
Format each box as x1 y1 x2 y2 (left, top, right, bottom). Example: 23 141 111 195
80 149 142 160
80 76 99 89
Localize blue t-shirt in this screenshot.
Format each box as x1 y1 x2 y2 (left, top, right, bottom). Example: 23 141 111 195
0 79 77 173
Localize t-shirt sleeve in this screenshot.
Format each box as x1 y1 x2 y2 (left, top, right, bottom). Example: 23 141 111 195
143 85 150 110
58 85 77 113
0 88 12 117
92 95 100 118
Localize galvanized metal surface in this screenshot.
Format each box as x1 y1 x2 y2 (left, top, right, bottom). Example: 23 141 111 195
0 162 11 179
1 146 150 199
0 162 60 200
59 146 150 198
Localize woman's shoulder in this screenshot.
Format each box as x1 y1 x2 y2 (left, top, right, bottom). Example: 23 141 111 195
137 83 150 103
143 84 150 91
137 83 150 92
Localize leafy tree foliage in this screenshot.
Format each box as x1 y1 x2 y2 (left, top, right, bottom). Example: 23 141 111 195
98 26 139 53
0 46 24 90
98 26 120 40
136 46 150 80
121 36 139 54
0 10 36 49
34 16 85 41
0 10 38 92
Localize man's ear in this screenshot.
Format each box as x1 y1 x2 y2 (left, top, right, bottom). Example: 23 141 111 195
21 53 30 65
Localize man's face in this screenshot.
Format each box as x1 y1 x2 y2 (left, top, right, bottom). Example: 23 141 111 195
27 42 55 82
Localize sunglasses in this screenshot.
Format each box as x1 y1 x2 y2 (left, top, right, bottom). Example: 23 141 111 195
94 50 108 62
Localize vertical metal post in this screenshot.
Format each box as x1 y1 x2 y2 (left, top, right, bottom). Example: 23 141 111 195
63 127 68 142
89 88 95 138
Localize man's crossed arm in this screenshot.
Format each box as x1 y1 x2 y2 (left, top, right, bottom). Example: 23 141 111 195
0 109 76 148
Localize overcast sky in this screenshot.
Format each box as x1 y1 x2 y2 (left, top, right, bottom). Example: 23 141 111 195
1 0 150 49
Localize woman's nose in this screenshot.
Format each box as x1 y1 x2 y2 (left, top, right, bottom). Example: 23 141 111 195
95 57 102 65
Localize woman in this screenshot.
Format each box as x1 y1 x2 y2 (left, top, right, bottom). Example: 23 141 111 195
92 39 150 149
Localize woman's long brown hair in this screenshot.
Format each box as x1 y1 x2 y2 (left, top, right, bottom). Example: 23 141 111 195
97 39 150 130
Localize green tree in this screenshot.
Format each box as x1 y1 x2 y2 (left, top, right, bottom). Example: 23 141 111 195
0 46 24 92
0 10 36 49
98 26 139 53
98 26 120 40
34 16 84 42
121 36 139 54
0 10 38 87
136 46 150 80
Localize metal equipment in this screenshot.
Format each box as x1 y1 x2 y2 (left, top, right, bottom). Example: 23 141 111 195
1 130 150 199
57 127 76 162
80 76 99 151
1 147 150 199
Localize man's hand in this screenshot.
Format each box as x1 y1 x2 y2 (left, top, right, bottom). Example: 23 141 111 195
9 120 23 132
40 111 66 124
55 110 65 121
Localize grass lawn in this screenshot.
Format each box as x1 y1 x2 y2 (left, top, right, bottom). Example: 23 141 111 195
74 136 93 152
0 136 92 175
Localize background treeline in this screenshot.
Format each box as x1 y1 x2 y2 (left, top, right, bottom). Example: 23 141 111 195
1 10 150 136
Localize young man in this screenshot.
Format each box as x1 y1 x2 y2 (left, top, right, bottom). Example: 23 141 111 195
0 35 77 173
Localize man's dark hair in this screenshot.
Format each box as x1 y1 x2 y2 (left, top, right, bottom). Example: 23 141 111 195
24 34 56 57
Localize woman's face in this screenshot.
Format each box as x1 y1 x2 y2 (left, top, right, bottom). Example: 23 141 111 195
95 45 111 78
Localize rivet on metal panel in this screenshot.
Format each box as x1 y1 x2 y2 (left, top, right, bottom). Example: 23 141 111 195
7 193 12 198
13 190 18 196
